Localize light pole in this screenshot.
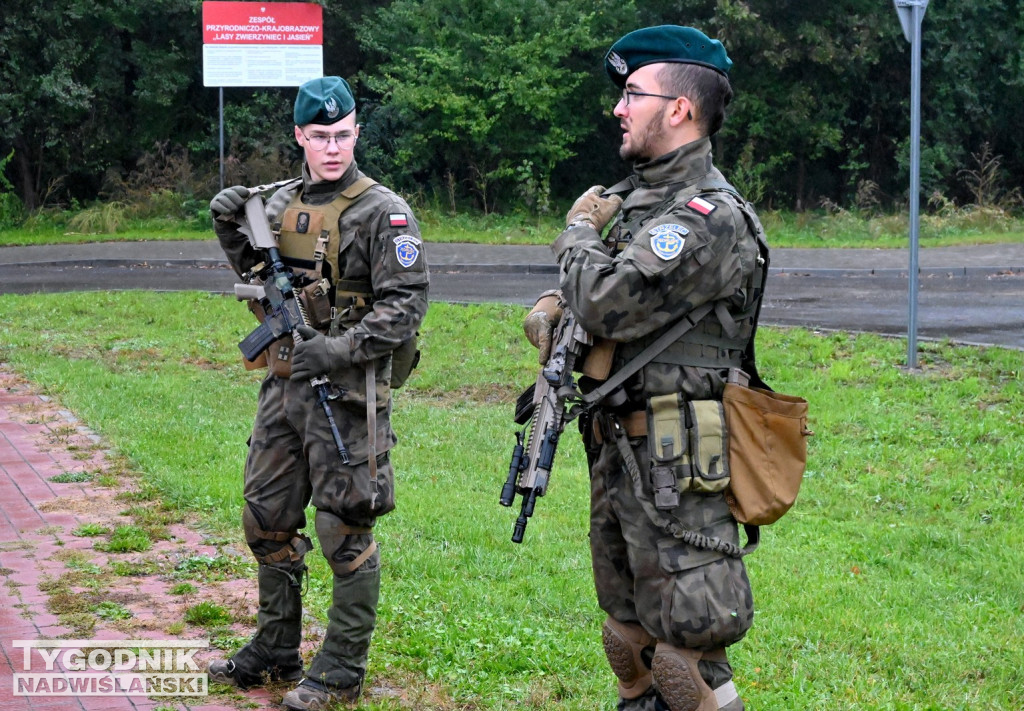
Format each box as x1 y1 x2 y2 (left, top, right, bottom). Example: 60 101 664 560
893 0 929 369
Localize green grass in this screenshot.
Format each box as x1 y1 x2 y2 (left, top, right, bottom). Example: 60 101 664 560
184 601 233 627
0 294 1021 709
2 204 1022 248
96 525 153 553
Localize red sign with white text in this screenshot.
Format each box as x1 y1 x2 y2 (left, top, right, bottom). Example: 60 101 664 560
203 1 323 45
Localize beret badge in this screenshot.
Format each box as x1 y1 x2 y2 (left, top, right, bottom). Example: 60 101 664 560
607 51 628 75
325 97 339 119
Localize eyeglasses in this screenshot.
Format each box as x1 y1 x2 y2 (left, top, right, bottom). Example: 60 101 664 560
621 89 680 106
301 131 357 151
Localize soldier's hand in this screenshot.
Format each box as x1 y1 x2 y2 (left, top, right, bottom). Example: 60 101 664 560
290 325 336 381
210 185 250 223
523 291 564 365
565 186 623 231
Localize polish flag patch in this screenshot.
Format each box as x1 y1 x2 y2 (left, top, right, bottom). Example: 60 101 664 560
389 213 409 228
686 196 716 215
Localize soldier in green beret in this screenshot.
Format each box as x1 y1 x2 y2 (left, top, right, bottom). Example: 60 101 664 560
207 76 429 710
524 26 768 711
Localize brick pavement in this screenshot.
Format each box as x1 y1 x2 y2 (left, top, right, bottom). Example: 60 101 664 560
0 366 281 711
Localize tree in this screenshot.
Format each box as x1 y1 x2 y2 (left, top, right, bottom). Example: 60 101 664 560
0 0 203 209
356 0 632 212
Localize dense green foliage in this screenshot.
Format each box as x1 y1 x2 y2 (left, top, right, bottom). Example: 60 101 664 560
2 1 1022 215
0 295 1022 708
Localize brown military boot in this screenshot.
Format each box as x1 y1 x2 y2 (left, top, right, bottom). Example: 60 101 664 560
281 678 360 710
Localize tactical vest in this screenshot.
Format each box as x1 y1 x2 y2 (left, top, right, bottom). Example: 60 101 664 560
268 176 421 388
273 176 378 323
608 177 769 373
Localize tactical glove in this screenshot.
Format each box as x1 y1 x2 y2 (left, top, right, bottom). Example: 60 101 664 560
523 290 563 365
565 185 623 232
290 325 348 381
210 185 250 223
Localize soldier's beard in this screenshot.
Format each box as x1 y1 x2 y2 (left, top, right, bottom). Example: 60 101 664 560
619 104 669 162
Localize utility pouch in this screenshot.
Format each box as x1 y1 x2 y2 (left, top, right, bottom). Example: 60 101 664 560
389 333 420 389
686 400 730 494
266 336 294 378
722 383 811 525
581 337 616 381
299 279 333 330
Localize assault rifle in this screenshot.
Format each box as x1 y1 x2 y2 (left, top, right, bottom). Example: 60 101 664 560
233 193 351 463
499 308 591 543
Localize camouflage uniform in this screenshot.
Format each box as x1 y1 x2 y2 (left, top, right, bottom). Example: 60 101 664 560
214 160 428 693
552 137 766 710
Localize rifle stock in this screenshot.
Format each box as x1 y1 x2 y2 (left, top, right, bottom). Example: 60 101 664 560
500 309 590 543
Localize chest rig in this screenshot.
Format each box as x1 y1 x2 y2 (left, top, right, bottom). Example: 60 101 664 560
606 177 769 374
272 176 378 329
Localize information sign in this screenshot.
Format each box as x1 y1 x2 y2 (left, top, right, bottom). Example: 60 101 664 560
202 1 323 87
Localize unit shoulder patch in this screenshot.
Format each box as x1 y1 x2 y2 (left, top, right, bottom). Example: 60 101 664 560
686 196 717 215
394 234 422 268
647 223 689 261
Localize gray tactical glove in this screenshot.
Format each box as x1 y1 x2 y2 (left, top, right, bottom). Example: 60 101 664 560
565 185 623 232
523 291 563 365
210 185 250 223
290 325 348 381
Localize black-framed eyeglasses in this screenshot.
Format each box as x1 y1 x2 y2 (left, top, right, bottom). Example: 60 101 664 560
621 89 680 106
301 130 357 151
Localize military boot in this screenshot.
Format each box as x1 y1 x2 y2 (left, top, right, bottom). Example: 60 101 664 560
284 564 380 706
208 564 304 689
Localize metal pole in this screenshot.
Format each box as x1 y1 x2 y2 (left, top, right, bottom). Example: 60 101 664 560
219 87 225 191
906 3 923 368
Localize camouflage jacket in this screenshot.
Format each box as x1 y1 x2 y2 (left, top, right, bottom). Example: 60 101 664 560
216 161 430 370
552 138 767 407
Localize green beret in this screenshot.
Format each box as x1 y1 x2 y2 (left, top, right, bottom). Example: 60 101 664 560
293 76 356 126
605 25 732 87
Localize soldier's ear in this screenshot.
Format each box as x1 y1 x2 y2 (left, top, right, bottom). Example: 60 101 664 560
294 125 305 146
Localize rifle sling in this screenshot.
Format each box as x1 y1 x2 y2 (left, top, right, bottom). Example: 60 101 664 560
579 301 715 409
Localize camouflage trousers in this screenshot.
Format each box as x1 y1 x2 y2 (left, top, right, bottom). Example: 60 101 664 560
244 374 396 532
241 374 397 688
588 432 754 678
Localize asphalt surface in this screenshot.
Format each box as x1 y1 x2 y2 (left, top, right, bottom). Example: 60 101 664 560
1 240 1023 349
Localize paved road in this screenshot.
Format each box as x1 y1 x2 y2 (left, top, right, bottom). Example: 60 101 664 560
2 241 1023 349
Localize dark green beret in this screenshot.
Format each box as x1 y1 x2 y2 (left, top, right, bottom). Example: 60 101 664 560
605 25 732 87
293 76 356 126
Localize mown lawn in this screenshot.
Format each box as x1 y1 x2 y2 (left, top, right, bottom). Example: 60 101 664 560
0 294 1021 710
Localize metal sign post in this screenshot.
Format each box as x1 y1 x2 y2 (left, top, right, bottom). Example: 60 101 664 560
202 1 325 190
893 0 929 369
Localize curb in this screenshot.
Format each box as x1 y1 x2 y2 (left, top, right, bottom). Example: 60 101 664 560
5 258 1021 278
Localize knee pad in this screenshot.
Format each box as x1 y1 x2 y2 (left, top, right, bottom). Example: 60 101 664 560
651 642 717 711
242 503 312 566
602 617 654 700
315 510 379 577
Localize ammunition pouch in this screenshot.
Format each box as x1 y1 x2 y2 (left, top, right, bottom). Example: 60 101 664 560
648 394 730 509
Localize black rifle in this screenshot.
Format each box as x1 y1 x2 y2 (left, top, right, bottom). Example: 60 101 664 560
499 308 590 543
234 194 351 463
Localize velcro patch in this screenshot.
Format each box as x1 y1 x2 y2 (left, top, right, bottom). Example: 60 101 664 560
394 234 421 268
389 213 409 228
648 223 688 261
686 196 716 215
